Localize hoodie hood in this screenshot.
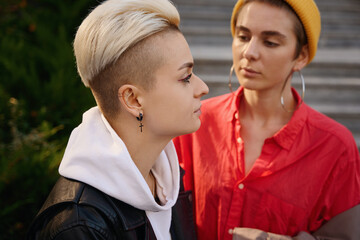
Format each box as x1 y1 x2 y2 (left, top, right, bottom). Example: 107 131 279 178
59 107 179 239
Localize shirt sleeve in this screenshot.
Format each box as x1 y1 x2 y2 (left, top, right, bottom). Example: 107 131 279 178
313 204 360 240
309 141 360 232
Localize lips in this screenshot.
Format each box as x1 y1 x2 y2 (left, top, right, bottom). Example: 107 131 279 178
241 67 259 74
194 105 202 114
240 66 260 77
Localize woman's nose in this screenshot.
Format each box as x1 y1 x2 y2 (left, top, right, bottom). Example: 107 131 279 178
242 39 260 60
193 74 209 98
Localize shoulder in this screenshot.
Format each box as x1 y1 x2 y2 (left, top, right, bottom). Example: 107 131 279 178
305 105 353 142
304 104 359 158
27 177 147 240
201 92 235 114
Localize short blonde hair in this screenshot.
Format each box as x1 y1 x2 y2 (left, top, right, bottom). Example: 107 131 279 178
89 28 180 118
73 0 180 87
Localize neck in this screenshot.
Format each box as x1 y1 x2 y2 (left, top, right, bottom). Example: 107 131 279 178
240 85 296 127
106 114 170 180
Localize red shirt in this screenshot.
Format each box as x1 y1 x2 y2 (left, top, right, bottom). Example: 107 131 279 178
173 87 360 240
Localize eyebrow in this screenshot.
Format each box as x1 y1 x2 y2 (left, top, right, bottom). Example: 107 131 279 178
235 25 250 33
178 62 194 70
262 31 286 39
235 25 287 39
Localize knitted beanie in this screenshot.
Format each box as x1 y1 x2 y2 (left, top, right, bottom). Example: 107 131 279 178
230 0 321 64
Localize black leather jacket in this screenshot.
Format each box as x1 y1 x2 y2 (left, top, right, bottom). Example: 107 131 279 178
26 169 196 240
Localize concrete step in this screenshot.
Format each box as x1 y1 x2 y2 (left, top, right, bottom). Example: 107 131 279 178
305 49 360 77
354 133 360 151
316 0 360 12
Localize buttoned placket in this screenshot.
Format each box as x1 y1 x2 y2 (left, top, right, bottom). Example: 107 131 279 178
224 180 247 240
223 111 247 240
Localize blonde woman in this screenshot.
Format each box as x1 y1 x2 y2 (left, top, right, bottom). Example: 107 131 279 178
26 0 208 239
174 0 360 239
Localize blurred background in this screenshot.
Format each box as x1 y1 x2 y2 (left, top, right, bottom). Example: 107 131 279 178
0 0 359 239
0 0 97 238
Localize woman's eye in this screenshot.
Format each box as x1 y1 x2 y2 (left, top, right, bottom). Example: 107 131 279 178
237 35 249 42
180 73 192 83
264 40 279 47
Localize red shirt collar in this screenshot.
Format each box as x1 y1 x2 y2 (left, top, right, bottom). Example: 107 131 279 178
226 87 243 122
273 89 308 150
229 87 308 150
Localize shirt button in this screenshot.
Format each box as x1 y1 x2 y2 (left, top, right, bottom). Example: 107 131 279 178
238 183 244 190
237 137 241 143
235 113 239 119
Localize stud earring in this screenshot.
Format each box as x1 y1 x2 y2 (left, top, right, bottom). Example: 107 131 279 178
136 113 144 132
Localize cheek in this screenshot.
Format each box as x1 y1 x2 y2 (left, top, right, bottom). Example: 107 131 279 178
165 92 193 119
232 40 237 52
161 90 195 126
144 92 198 135
271 53 296 72
146 90 191 123
232 40 242 60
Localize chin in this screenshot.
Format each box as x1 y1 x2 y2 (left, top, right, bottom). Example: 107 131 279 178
190 121 202 133
169 120 201 138
182 123 201 136
241 82 264 91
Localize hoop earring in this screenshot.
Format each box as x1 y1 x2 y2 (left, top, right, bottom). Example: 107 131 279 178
228 65 234 93
280 70 305 112
136 112 144 132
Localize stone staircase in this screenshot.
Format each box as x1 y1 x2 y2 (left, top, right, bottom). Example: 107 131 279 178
172 0 360 149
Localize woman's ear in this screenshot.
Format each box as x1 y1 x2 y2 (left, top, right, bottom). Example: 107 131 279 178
293 45 309 72
118 84 144 117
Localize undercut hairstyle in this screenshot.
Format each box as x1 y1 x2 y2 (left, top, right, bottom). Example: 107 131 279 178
236 0 307 59
89 27 180 118
73 0 180 118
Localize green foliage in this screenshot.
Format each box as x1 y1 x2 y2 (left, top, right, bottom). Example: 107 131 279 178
0 98 64 238
0 0 97 137
0 0 98 238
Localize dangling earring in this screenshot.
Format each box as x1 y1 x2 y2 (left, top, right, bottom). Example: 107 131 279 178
280 70 305 112
299 70 305 102
136 112 144 132
228 65 234 93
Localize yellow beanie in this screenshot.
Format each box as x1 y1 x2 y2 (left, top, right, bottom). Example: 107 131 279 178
230 0 321 64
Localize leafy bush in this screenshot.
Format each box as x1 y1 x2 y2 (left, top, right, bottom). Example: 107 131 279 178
0 0 97 238
0 98 64 238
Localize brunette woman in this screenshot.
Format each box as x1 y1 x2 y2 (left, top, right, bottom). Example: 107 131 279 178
174 0 360 239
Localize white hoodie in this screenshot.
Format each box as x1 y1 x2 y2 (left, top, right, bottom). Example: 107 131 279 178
59 107 180 240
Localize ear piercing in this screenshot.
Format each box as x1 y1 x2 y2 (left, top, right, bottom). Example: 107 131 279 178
136 113 144 132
